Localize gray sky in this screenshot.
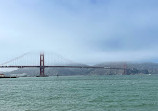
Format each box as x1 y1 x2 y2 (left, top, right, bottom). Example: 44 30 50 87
0 0 158 65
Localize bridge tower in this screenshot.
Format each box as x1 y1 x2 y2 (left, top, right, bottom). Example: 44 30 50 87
123 63 127 75
40 53 45 77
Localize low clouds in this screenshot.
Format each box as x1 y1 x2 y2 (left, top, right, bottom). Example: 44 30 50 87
0 0 158 64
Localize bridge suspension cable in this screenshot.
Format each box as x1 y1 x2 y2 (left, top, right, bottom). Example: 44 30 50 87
0 52 127 77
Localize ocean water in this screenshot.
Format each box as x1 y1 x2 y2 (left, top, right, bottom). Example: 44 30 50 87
0 75 158 111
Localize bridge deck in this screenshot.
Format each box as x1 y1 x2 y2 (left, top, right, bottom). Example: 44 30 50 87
0 65 124 69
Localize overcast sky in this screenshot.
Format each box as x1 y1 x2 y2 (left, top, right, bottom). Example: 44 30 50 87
0 0 158 65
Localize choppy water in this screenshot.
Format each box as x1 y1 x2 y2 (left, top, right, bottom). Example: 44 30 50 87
0 75 158 111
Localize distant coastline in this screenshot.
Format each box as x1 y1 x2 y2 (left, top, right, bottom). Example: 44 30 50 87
3 62 158 77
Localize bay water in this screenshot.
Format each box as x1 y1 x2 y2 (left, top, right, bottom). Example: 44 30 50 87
0 75 158 111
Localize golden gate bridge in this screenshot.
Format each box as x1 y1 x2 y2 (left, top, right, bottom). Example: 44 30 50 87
0 52 127 77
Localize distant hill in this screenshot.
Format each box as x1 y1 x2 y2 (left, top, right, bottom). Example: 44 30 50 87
0 71 4 74
4 67 93 76
4 62 158 76
93 62 153 75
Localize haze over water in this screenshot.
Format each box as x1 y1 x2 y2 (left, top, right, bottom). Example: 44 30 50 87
0 75 158 111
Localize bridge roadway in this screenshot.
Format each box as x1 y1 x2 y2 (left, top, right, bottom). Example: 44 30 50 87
0 65 124 69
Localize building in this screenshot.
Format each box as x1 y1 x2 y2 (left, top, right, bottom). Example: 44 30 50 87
0 74 5 77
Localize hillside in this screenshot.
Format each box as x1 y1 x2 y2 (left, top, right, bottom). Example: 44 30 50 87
4 62 158 76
